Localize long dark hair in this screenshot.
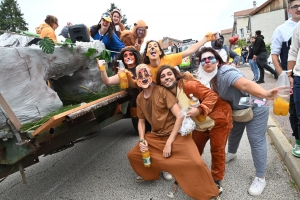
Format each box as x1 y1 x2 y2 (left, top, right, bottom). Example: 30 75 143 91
156 65 194 85
196 47 226 68
90 19 114 41
142 40 165 64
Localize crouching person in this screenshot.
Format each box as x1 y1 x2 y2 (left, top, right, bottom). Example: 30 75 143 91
127 64 219 200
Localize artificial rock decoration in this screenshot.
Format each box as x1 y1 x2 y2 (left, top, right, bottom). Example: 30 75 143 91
0 37 107 129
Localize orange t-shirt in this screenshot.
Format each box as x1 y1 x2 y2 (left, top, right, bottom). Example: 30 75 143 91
148 53 183 83
136 85 178 136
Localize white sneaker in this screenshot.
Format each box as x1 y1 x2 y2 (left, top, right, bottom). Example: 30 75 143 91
292 143 300 157
226 152 237 163
135 176 145 183
248 177 266 196
162 171 173 181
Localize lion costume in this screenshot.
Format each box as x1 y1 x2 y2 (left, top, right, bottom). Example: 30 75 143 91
177 78 233 181
120 20 148 52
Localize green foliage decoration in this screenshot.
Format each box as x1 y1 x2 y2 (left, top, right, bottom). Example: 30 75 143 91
84 48 97 58
56 38 76 54
39 37 55 54
94 49 111 63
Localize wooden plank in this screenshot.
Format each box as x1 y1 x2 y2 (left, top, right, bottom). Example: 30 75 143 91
31 91 127 136
0 93 22 131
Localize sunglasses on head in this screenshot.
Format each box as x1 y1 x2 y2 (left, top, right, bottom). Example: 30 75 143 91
200 56 216 66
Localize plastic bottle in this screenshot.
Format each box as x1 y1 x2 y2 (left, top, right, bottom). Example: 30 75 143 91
117 60 129 89
189 94 206 122
273 71 290 116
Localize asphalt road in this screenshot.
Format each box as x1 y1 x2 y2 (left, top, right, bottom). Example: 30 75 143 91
0 65 299 199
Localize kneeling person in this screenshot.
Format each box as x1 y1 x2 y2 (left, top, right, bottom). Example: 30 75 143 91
127 64 219 199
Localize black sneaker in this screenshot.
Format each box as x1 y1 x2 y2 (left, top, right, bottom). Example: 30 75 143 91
274 72 278 79
214 180 223 195
256 80 265 84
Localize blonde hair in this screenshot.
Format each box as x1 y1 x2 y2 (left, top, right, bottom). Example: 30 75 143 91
135 64 150 76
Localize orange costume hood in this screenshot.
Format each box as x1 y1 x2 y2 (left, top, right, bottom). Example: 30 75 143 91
120 20 148 52
35 23 57 43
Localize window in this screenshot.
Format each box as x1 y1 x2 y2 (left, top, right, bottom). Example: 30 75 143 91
240 28 244 38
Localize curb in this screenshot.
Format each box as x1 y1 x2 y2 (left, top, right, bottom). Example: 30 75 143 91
267 117 300 189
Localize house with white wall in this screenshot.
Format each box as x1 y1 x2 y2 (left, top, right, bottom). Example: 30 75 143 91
249 0 288 44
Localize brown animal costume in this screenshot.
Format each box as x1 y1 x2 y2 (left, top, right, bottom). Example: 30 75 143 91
179 79 233 182
120 20 148 52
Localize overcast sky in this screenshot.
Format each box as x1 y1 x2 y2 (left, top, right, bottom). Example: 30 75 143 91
17 0 267 44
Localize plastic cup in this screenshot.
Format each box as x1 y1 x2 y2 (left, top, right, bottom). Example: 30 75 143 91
98 60 106 71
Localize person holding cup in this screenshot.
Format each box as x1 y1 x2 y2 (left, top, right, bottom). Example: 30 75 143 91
97 47 151 133
195 47 278 196
110 9 125 38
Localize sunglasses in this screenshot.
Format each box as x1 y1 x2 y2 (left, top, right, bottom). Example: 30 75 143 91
200 56 217 66
290 4 300 10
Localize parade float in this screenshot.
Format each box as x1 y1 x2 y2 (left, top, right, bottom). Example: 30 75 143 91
0 32 130 184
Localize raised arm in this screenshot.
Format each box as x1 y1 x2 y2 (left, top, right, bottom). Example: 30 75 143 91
97 59 120 85
181 32 217 58
233 77 278 100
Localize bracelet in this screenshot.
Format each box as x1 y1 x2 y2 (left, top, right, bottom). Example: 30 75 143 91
139 139 145 143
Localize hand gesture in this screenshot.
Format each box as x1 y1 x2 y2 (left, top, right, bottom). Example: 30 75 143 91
134 38 140 48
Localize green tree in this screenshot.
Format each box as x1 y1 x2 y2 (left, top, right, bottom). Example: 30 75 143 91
0 0 28 32
106 2 131 30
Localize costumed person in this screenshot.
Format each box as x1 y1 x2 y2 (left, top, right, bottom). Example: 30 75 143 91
157 65 232 195
120 20 148 52
271 0 300 157
35 15 59 43
97 47 150 132
196 47 278 196
127 64 220 200
90 13 125 59
110 8 125 38
141 32 218 83
211 34 240 67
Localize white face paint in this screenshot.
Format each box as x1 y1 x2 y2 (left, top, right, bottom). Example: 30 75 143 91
196 52 218 88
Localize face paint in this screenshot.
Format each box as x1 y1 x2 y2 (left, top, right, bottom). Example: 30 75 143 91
123 51 135 66
200 56 217 66
146 41 161 60
137 68 152 89
160 68 177 89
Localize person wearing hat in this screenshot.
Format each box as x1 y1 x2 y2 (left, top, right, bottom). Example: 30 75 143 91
110 9 125 38
90 13 125 58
